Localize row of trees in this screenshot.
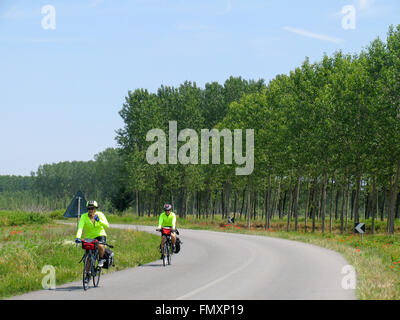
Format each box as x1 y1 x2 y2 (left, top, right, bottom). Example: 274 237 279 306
1 25 399 234
115 25 400 234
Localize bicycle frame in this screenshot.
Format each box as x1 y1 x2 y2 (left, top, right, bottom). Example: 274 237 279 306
80 239 100 290
159 228 174 266
79 239 114 290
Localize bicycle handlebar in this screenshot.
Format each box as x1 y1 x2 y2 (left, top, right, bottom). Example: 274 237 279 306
156 228 179 235
81 239 114 248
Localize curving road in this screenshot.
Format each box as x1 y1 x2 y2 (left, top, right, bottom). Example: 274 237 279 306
10 224 356 300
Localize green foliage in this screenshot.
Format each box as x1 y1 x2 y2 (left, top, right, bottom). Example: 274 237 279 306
0 211 50 226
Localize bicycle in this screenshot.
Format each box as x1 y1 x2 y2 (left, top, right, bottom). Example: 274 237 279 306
157 227 179 266
79 238 114 290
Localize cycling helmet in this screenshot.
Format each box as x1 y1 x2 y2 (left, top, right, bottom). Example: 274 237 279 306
86 200 98 209
163 203 172 211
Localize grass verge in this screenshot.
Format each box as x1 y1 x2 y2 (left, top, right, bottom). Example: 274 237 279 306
0 217 160 300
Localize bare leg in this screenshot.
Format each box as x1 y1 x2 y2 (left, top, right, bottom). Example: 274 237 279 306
98 244 105 259
161 236 166 253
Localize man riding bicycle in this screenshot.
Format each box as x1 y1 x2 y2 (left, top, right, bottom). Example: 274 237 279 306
156 204 177 259
75 201 109 274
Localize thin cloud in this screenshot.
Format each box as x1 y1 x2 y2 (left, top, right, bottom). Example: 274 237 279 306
357 0 375 11
1 5 38 19
283 26 345 44
22 37 82 43
88 0 104 8
216 0 232 15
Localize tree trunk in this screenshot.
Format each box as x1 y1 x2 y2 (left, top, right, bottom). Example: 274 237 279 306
287 183 293 232
388 160 400 234
227 182 232 219
317 181 323 222
273 178 281 220
365 192 370 220
321 173 328 233
340 184 346 234
304 179 311 233
371 175 377 235
265 173 272 229
204 190 210 219
395 192 400 220
346 180 351 232
335 189 340 221
294 174 301 232
380 187 386 221
247 176 252 229
312 181 318 233
351 189 356 221
387 178 393 232
280 190 287 220
220 191 225 220
240 188 246 219
354 173 361 227
135 189 139 216
329 178 335 233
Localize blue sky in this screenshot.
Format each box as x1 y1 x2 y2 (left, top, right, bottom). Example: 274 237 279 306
0 0 399 176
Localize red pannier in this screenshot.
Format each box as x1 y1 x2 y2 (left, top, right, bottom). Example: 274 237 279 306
161 228 171 236
82 240 98 250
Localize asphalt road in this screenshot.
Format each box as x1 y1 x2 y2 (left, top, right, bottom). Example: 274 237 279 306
10 224 356 300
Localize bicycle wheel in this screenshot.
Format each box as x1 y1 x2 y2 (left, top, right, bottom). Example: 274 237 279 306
93 255 101 287
166 241 171 265
82 253 91 291
162 242 167 267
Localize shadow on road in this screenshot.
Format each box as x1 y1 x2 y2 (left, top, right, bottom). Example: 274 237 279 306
139 263 164 268
54 286 83 292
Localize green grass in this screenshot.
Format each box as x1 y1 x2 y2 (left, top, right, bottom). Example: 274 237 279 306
0 210 160 299
106 213 400 300
0 210 51 226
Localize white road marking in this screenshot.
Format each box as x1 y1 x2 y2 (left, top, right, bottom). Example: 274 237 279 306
176 246 256 300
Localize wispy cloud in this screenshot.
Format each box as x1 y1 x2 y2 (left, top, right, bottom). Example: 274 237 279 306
283 26 345 44
332 0 389 19
88 0 104 8
216 0 232 15
1 5 38 19
0 36 83 44
22 37 82 44
357 0 375 11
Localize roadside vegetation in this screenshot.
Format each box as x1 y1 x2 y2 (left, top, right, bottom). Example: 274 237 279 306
0 210 160 300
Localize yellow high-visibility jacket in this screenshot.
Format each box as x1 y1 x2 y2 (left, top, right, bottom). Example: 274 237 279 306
76 212 109 239
157 211 176 229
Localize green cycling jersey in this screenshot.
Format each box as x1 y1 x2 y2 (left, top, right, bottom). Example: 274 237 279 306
76 211 109 239
158 211 176 230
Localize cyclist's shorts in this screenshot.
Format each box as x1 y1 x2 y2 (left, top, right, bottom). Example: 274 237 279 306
95 236 106 244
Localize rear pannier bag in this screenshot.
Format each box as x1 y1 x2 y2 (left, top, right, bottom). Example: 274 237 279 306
102 248 114 269
175 238 182 253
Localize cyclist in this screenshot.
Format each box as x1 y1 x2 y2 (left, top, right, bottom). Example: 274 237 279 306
156 204 177 259
75 201 109 277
